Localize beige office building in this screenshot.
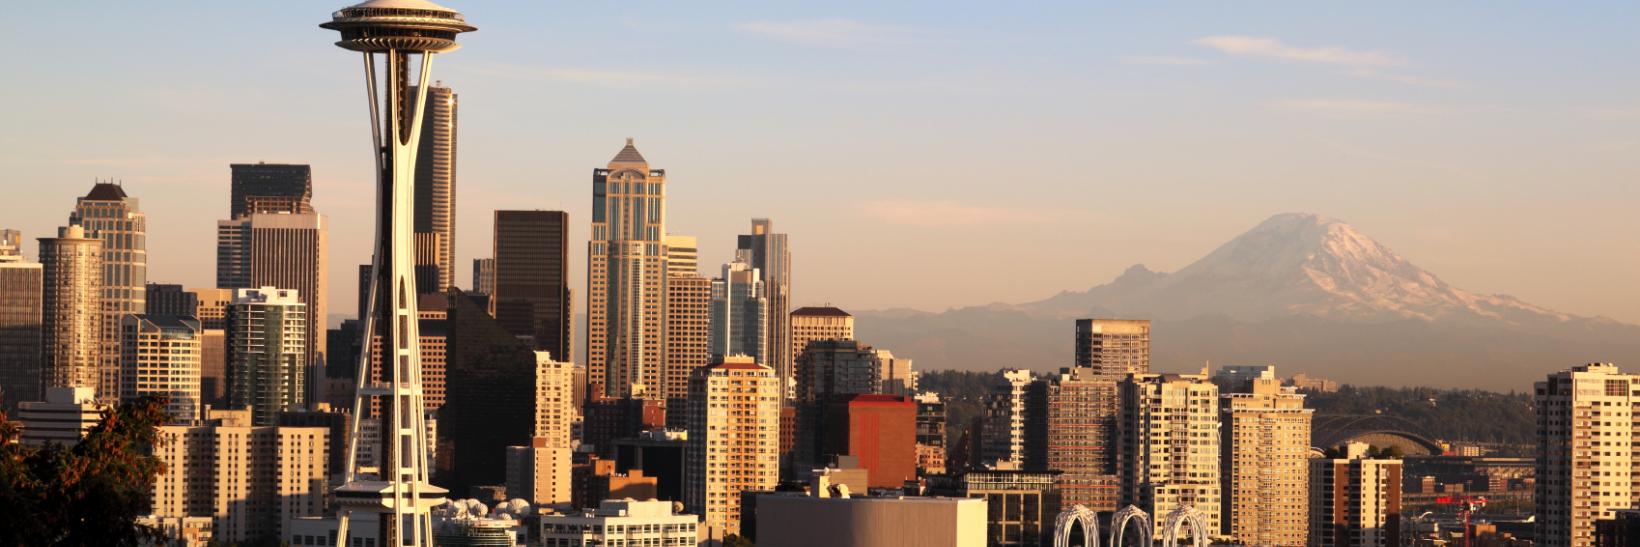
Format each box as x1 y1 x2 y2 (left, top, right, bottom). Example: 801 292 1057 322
587 139 667 399
70 183 147 404
1074 318 1149 379
663 234 711 401
1220 367 1312 546
791 306 854 363
686 356 780 540
1118 372 1221 537
150 409 328 544
121 315 203 423
1535 363 1640 547
508 351 574 506
38 225 103 395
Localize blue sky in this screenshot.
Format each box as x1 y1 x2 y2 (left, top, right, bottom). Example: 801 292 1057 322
2 1 1637 323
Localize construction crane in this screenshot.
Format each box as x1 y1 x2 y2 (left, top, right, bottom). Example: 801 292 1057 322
1433 495 1488 547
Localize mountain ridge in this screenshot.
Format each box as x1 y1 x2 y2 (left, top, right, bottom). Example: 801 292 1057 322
852 213 1639 389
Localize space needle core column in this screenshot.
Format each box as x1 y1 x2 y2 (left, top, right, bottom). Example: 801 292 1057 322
320 2 473 546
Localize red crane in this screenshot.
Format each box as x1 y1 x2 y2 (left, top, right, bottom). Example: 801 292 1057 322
1433 495 1489 547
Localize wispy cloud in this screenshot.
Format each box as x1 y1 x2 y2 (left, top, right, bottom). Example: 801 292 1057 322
736 19 924 47
1580 107 1640 119
1194 35 1404 67
1273 99 1441 116
1345 68 1459 89
1119 55 1209 66
458 64 748 88
861 200 1049 227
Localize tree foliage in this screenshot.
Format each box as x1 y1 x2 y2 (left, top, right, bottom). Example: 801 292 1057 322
0 396 169 546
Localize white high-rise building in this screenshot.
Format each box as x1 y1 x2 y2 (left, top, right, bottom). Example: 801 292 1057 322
17 386 106 446
687 356 780 540
1118 372 1222 537
121 315 203 423
1220 366 1311 546
980 369 1034 468
539 499 699 545
227 287 307 425
1535 363 1640 547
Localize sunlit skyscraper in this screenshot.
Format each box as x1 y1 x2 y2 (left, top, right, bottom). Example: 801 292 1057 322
414 84 458 293
588 139 667 399
737 219 791 398
38 225 102 396
70 182 146 403
709 259 767 364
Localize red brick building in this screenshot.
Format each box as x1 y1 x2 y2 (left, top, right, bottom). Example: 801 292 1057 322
824 394 917 489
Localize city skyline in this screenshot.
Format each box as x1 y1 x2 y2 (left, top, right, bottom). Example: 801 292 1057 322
2 2 1635 330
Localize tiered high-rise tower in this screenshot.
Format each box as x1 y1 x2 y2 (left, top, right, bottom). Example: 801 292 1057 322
588 139 667 399
737 219 791 396
70 182 146 403
320 2 474 546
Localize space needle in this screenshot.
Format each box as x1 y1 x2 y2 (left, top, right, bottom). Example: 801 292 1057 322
320 1 473 546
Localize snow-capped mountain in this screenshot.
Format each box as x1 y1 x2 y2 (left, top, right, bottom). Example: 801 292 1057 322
1023 213 1571 324
853 213 1638 389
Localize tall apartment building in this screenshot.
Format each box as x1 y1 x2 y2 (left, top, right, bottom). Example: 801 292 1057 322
226 287 307 425
216 212 327 390
687 356 780 539
1221 367 1312 546
1118 372 1221 537
229 163 312 219
491 210 571 361
121 315 203 423
17 386 106 446
413 84 458 292
737 219 792 402
1310 442 1402 547
38 225 103 395
1536 363 1640 547
791 306 853 364
0 248 43 411
1074 319 1149 379
69 183 147 403
150 409 328 544
916 392 948 475
588 139 667 399
710 259 768 364
521 351 575 505
662 235 711 401
980 369 1034 468
1027 366 1120 512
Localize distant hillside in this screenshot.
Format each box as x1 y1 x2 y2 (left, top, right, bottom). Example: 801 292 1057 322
859 214 1640 390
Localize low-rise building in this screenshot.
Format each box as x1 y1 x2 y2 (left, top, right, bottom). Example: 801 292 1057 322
540 499 700 547
754 492 985 547
17 386 105 446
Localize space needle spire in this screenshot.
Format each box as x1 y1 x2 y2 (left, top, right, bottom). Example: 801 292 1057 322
320 2 474 546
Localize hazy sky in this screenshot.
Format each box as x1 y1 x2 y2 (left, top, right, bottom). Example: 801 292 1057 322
3 2 1636 325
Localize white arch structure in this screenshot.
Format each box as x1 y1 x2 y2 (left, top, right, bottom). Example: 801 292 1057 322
1052 504 1100 547
1108 505 1151 547
1160 505 1210 547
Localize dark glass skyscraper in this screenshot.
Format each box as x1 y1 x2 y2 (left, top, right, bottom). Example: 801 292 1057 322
491 210 571 362
229 163 312 219
413 84 458 293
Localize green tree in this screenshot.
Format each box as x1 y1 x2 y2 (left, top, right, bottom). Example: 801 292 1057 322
0 396 169 546
723 534 756 547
